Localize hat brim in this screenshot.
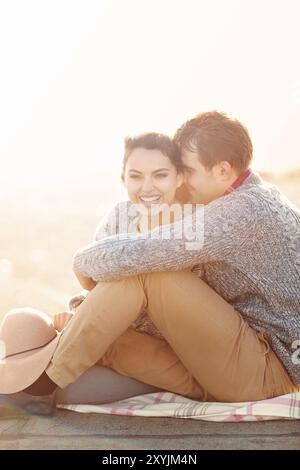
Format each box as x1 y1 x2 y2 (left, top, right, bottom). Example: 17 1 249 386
0 333 61 394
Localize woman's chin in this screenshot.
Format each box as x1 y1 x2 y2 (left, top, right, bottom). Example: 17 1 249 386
141 201 161 208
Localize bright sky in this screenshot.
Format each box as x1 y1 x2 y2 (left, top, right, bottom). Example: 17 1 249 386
1 0 300 191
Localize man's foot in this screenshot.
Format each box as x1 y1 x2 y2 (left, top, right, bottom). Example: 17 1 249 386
0 391 55 416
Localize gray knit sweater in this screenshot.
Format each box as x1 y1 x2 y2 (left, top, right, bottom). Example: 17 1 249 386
73 172 300 385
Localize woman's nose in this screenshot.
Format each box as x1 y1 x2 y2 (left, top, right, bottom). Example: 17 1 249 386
141 178 154 192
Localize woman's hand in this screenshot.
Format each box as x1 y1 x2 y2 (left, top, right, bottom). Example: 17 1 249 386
53 311 74 332
69 292 88 311
74 272 97 290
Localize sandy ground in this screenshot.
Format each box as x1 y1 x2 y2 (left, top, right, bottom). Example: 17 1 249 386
0 171 299 322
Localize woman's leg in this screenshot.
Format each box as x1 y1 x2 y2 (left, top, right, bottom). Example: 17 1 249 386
54 364 162 405
46 275 206 401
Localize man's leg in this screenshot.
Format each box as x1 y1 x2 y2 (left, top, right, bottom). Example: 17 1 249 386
141 271 295 401
99 271 295 402
47 271 295 402
46 275 206 400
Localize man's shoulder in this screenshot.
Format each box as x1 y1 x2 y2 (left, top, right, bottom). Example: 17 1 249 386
205 175 295 227
227 173 290 207
244 177 299 213
230 177 300 229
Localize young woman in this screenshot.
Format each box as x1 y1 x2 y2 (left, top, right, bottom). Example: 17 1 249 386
65 133 185 340
0 132 188 410
55 132 186 405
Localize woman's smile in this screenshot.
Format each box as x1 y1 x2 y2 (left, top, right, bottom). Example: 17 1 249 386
138 195 161 207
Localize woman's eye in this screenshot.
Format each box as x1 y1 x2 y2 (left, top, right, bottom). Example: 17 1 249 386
129 174 141 179
128 173 168 180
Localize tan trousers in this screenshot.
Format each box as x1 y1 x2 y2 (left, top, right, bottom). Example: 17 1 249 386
46 271 297 402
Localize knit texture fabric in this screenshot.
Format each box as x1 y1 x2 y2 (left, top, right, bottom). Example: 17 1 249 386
73 173 300 385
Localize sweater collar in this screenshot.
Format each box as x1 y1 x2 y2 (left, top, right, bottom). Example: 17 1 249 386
223 168 252 196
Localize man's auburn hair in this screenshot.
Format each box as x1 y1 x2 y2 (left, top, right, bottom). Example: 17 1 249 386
174 111 253 173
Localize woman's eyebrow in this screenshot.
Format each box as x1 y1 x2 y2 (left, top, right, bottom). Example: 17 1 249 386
128 168 170 174
153 168 170 173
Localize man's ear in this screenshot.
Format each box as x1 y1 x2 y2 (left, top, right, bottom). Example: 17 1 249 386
216 161 234 180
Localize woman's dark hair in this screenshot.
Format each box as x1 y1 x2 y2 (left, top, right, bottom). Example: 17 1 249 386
121 132 184 180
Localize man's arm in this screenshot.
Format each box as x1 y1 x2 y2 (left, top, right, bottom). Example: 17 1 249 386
73 193 257 282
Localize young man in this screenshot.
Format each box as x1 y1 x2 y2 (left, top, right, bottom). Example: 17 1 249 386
26 112 300 403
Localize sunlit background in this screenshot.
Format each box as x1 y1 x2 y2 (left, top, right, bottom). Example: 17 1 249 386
0 0 299 318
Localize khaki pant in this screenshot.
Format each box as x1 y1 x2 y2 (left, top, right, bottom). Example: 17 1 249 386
47 271 297 402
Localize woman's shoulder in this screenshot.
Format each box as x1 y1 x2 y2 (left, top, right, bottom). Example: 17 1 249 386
97 200 140 237
109 199 138 219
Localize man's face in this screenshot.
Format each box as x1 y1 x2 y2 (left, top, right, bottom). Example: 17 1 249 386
181 150 226 204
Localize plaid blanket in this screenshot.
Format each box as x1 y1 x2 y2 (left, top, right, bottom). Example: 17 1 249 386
58 391 300 422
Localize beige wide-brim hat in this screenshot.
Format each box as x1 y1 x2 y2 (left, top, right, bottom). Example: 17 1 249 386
0 307 61 394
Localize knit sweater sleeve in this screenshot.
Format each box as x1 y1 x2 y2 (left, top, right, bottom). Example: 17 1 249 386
73 193 258 281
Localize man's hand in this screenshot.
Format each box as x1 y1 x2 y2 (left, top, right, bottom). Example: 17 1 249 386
74 272 97 291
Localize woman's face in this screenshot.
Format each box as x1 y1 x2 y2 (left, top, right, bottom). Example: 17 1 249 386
123 147 183 209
